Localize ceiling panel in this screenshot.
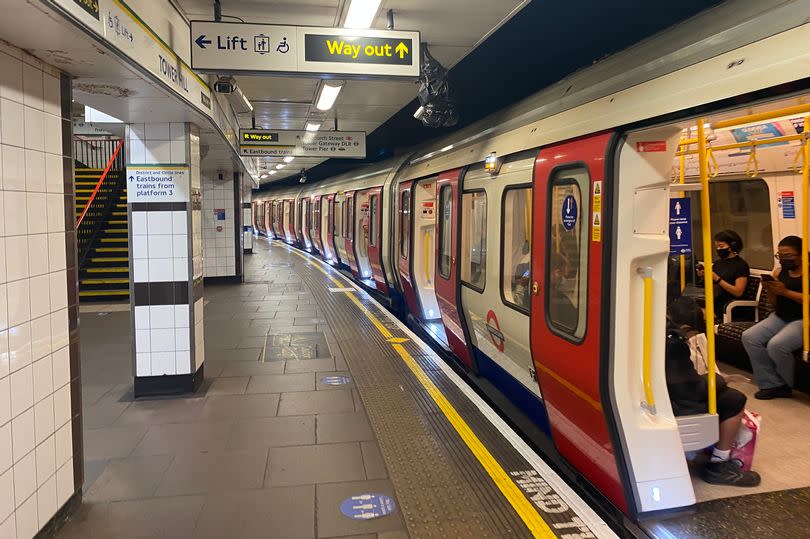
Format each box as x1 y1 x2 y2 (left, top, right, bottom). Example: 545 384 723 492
177 0 340 26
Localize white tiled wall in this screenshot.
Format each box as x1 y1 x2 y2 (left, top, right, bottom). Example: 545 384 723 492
202 176 235 277
0 42 74 538
126 122 187 165
132 211 188 283
134 305 191 376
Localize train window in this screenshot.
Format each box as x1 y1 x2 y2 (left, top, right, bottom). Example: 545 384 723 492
545 167 589 340
688 179 773 270
369 195 378 247
438 185 453 279
502 187 532 312
400 190 411 258
347 197 354 240
461 191 487 292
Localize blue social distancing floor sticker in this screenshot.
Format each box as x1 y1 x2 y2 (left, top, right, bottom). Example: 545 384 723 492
321 375 352 385
340 493 397 520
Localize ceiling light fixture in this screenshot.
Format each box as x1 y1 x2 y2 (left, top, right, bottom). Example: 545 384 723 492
269 170 277 175
315 81 344 111
344 0 381 29
305 122 321 132
283 156 295 163
276 164 285 169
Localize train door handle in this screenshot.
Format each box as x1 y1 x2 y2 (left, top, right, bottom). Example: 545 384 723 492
532 281 540 296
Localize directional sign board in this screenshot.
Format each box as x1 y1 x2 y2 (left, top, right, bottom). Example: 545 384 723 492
191 21 420 78
669 197 692 255
239 129 366 158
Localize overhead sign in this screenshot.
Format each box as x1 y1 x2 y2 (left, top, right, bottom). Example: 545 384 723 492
191 21 420 78
669 197 692 255
239 129 366 158
127 166 190 203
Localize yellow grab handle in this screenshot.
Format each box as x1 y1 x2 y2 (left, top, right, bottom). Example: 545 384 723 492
424 231 431 284
698 119 718 415
802 119 810 361
638 267 656 415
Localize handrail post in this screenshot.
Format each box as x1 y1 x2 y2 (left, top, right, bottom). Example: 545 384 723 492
679 139 687 292
802 117 809 362
698 120 717 415
638 266 656 415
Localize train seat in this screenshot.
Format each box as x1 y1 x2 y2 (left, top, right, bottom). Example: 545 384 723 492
721 275 761 323
676 413 719 451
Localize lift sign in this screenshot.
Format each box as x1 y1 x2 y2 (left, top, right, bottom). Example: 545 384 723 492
669 197 692 255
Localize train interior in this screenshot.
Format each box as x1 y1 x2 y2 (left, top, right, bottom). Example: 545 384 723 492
650 94 810 505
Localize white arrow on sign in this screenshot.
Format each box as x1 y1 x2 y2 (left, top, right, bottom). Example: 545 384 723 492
566 197 572 214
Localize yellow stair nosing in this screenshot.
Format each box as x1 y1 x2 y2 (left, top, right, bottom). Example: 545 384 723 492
79 290 129 297
96 247 128 252
100 238 128 243
86 267 129 273
103 229 128 233
90 257 128 262
81 278 129 285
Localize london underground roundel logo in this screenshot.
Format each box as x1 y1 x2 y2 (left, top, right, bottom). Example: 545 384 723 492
485 309 505 353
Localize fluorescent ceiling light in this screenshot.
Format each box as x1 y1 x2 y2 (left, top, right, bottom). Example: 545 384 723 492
276 164 285 169
269 170 277 175
344 0 381 29
283 156 295 163
305 122 321 132
260 174 269 179
315 82 344 111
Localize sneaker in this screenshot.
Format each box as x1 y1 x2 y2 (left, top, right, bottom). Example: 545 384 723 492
700 460 761 487
754 385 792 400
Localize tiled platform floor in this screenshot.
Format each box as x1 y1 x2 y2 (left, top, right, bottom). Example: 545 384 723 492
58 244 408 538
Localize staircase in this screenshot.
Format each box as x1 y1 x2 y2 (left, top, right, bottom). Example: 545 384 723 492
75 138 129 302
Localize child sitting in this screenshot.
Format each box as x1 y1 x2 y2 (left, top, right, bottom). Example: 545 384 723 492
666 297 760 486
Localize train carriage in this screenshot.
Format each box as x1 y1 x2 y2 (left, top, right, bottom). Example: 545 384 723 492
254 0 810 523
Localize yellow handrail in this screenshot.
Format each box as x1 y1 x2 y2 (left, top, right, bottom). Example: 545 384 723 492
713 103 810 129
698 119 718 415
802 117 810 362
675 133 804 157
679 143 686 292
424 230 431 284
638 267 655 414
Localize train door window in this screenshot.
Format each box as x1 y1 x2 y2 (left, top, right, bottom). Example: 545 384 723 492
688 178 773 270
438 185 453 279
400 190 411 258
545 167 589 340
369 195 378 247
461 191 487 291
347 197 354 240
502 187 532 312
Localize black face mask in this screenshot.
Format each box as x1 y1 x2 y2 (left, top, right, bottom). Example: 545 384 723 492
716 248 731 259
781 258 797 271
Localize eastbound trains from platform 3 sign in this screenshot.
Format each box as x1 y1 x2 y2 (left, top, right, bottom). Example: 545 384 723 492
253 0 810 523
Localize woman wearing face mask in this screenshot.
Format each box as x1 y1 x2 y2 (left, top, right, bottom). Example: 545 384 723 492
697 230 749 320
741 235 804 399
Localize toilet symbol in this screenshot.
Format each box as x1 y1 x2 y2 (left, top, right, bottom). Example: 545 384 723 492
276 37 289 53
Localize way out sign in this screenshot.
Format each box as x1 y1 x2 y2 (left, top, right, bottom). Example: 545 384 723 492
669 197 692 255
191 21 420 78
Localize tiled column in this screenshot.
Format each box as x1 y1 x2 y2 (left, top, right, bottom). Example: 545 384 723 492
242 180 253 255
201 172 243 281
0 44 81 537
127 123 204 397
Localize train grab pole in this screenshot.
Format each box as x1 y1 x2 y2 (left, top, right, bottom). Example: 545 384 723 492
679 139 687 292
698 119 717 415
802 117 809 361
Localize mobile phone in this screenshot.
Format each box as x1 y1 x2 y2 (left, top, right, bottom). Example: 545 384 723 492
761 274 775 282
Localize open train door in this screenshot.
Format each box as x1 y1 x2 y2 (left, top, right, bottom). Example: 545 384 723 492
435 169 475 369
365 188 389 293
530 133 627 513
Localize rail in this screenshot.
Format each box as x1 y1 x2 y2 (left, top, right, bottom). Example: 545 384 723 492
424 230 431 284
77 139 124 227
697 119 718 415
638 267 656 414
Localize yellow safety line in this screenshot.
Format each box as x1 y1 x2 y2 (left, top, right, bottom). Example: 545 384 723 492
286 245 555 538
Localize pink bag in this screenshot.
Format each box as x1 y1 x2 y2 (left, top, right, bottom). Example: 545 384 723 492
730 410 761 471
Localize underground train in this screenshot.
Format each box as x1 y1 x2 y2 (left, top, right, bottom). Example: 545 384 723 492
253 0 810 524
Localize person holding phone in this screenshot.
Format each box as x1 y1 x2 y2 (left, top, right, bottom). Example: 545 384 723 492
741 235 805 399
696 230 750 320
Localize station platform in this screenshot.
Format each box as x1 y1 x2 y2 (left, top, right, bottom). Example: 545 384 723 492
59 237 617 538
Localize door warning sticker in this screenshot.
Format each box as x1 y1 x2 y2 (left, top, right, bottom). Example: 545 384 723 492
591 181 602 242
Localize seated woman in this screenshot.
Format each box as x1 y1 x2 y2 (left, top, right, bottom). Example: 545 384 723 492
666 297 760 486
696 230 750 320
742 235 805 399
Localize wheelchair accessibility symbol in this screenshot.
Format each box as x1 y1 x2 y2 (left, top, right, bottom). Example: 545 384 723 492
276 37 289 54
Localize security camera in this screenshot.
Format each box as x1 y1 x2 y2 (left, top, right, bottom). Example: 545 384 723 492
214 76 235 94
299 169 307 184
